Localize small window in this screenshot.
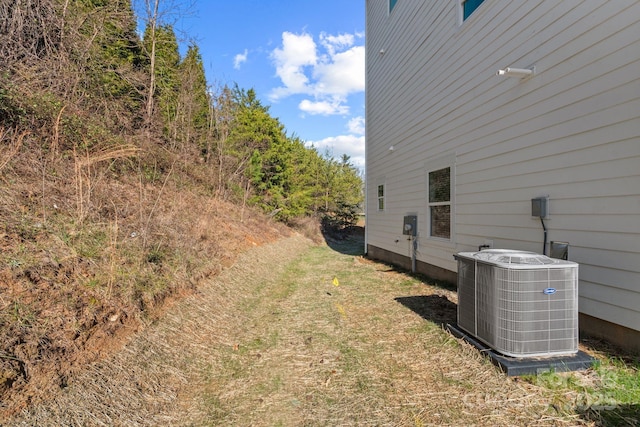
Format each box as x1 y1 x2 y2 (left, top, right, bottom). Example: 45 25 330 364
428 167 451 239
461 0 485 20
377 184 385 211
389 0 398 13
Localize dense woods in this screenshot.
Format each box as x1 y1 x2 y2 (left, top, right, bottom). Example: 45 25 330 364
0 0 362 415
1 0 362 223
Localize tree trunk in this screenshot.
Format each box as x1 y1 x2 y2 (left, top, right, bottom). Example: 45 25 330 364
145 0 160 122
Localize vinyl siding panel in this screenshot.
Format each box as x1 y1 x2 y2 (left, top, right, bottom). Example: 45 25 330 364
580 296 640 333
366 0 640 332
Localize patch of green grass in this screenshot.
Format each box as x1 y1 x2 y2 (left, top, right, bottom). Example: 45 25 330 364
75 229 107 259
145 246 165 265
337 342 365 374
271 276 299 300
1 236 39 271
399 278 419 288
200 393 228 422
355 375 372 393
251 379 274 396
408 320 446 336
588 359 640 406
10 301 36 327
523 356 640 424
220 353 245 380
238 331 280 355
85 278 100 288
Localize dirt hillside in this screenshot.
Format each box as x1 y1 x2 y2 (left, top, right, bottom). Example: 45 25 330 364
0 138 297 420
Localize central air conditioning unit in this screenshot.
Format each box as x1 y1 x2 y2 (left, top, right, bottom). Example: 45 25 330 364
454 249 579 358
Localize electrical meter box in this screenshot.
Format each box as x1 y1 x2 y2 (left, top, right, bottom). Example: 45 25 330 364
403 215 417 236
531 196 549 219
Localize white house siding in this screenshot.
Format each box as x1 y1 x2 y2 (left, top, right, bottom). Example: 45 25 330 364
365 0 640 340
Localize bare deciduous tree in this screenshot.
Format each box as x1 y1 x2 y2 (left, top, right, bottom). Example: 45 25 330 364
0 0 61 68
144 0 160 121
137 0 195 124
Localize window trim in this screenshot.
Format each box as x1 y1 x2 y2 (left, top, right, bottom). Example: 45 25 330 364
425 154 455 243
389 0 399 14
377 183 386 211
458 0 485 23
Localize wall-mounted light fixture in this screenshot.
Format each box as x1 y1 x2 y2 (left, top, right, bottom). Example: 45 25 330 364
379 48 386 55
388 145 394 152
496 66 535 78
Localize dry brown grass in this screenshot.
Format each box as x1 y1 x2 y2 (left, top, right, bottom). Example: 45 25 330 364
73 142 140 223
0 129 291 420
0 128 27 173
5 234 599 426
4 235 310 426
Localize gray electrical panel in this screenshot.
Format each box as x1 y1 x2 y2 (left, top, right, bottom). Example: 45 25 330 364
531 196 549 219
403 215 417 236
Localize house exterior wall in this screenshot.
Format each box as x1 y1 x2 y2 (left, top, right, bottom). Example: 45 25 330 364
365 0 640 349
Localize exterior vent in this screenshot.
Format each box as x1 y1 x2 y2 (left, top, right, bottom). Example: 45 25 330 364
455 249 579 358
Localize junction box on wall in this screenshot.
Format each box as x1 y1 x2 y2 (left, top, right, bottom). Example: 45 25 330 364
531 196 549 219
531 196 550 254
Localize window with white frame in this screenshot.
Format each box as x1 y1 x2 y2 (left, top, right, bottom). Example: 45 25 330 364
377 184 385 211
461 0 485 21
428 167 452 239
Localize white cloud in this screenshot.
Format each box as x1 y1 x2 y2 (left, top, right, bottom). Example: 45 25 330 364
269 30 364 116
313 45 365 98
306 134 365 170
347 116 365 135
299 98 349 116
270 32 317 96
233 49 248 69
320 32 355 56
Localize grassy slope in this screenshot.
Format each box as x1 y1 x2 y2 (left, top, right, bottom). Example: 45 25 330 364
0 130 294 418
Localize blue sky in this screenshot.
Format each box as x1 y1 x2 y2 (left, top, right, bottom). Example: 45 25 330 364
159 0 366 169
